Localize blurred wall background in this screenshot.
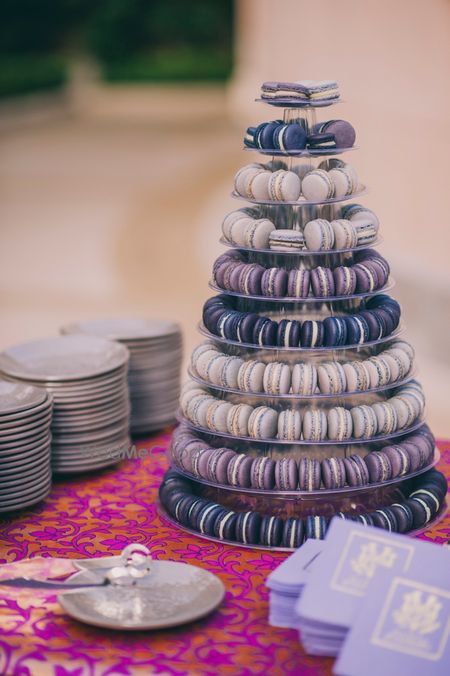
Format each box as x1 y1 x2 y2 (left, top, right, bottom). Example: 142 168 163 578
0 0 449 433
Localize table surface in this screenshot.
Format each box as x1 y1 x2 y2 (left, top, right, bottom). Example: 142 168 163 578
0 432 448 676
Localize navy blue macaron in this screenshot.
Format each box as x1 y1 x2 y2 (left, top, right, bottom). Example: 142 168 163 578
323 316 347 346
301 320 324 348
344 315 369 344
235 511 262 545
197 503 227 535
307 132 336 149
273 123 307 151
237 312 260 343
260 515 284 546
370 507 398 532
277 319 301 347
389 503 414 533
244 126 257 148
257 120 283 149
282 518 304 548
213 509 238 541
253 317 278 346
305 515 327 540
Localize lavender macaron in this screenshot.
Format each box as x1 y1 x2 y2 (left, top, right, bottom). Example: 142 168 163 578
275 457 299 490
251 456 276 489
298 457 321 491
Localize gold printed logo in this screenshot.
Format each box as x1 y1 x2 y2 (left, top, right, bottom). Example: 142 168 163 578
393 590 442 635
371 578 450 660
350 542 397 578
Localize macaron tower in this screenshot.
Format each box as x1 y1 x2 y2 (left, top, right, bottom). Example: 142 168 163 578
159 80 447 549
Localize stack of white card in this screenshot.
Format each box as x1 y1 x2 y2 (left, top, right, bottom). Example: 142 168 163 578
267 539 324 629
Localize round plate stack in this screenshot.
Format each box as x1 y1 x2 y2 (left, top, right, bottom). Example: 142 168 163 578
0 336 130 474
0 380 52 512
61 319 183 435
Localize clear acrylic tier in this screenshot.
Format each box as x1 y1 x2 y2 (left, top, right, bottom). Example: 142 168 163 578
198 323 404 354
231 187 367 208
208 279 395 304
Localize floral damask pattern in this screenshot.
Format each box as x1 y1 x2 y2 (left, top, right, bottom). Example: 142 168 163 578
0 432 448 676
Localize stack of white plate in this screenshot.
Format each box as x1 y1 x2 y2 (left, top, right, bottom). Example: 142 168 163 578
0 380 53 512
61 319 182 435
0 336 130 474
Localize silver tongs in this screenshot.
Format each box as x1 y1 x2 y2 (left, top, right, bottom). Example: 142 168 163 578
0 544 152 591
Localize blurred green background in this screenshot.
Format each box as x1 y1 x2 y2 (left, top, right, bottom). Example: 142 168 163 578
0 0 234 98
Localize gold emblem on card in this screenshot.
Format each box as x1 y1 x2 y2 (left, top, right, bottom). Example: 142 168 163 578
371 578 450 661
330 530 414 597
350 542 397 578
393 590 442 635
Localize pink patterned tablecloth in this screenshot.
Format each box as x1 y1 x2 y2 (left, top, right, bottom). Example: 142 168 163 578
0 431 448 676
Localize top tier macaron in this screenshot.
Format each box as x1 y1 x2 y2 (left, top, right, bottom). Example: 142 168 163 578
259 80 340 107
244 118 356 156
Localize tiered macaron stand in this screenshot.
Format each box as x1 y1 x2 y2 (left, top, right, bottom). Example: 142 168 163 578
159 94 447 550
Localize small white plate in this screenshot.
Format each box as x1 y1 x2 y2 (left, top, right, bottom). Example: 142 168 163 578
59 560 224 630
0 336 129 382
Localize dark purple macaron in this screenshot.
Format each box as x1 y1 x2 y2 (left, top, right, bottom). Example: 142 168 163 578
277 319 301 347
317 119 356 148
333 266 357 296
213 509 238 540
365 257 389 286
253 317 278 346
235 511 262 545
194 448 216 479
282 518 305 548
301 320 324 347
389 503 414 533
227 262 248 291
310 266 335 298
353 262 379 293
344 315 369 344
275 457 299 490
261 267 288 297
364 451 392 483
358 310 384 341
287 269 310 298
323 316 347 346
250 456 276 489
298 457 321 491
227 453 253 487
237 312 260 343
383 445 411 478
260 515 284 546
206 448 236 484
178 440 210 474
402 441 426 472
343 455 370 486
321 457 346 489
239 264 265 295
